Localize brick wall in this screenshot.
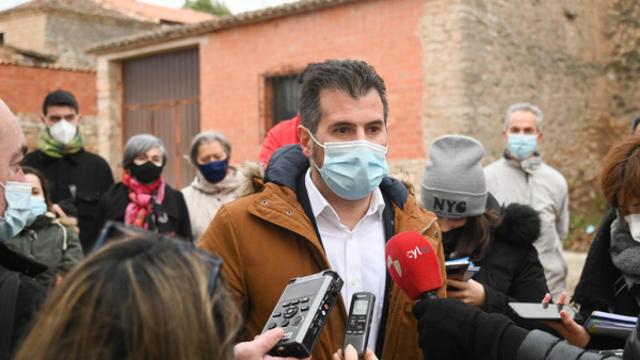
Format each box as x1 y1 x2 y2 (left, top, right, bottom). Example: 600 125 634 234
199 0 426 163
0 64 99 153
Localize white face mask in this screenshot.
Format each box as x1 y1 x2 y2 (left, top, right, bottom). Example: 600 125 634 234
49 120 77 145
624 214 640 242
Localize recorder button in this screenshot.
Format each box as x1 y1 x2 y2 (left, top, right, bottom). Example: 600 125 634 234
281 320 290 327
292 315 303 326
268 322 277 330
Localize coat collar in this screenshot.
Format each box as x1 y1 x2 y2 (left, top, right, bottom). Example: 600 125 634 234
37 148 85 165
502 151 542 174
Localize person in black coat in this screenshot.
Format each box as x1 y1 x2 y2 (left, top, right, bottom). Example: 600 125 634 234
0 243 47 359
565 136 640 350
22 90 114 251
420 135 549 323
412 297 639 360
93 134 191 245
0 99 47 359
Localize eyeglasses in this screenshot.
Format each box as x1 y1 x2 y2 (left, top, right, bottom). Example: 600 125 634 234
93 221 223 296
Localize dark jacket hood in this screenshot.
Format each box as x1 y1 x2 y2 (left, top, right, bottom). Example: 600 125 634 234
265 144 409 209
492 196 541 247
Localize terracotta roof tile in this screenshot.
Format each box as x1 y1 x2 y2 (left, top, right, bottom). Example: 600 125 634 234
97 0 214 24
0 0 214 24
88 0 363 54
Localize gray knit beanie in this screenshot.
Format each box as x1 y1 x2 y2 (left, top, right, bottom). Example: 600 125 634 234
421 135 487 218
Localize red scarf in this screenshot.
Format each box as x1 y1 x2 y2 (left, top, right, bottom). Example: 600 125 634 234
122 171 166 229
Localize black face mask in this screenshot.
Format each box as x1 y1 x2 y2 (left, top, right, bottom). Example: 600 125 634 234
442 226 465 257
129 162 163 184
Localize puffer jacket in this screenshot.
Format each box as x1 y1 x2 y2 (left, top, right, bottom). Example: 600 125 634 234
199 145 446 360
445 196 549 323
4 213 84 287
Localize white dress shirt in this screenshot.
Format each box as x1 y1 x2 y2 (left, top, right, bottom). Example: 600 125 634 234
304 169 387 351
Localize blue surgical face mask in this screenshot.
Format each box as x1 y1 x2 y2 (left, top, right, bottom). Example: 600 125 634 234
507 134 537 160
198 159 229 184
27 197 48 226
307 130 388 200
0 181 32 240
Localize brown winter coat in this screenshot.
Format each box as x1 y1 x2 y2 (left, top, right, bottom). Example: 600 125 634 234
199 146 446 360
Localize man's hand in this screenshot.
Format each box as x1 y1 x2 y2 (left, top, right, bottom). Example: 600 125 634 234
542 292 590 348
447 279 487 307
233 328 310 360
332 345 377 360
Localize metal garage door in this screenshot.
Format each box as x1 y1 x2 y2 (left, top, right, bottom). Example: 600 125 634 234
123 48 199 188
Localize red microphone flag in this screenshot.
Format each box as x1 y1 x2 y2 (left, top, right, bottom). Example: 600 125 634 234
385 230 443 300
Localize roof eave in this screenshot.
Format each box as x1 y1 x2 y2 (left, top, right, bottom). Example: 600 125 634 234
88 0 363 55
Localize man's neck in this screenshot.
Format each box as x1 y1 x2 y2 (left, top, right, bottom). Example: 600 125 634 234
310 169 371 230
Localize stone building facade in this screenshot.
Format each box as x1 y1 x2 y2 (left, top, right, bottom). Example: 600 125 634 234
91 0 638 221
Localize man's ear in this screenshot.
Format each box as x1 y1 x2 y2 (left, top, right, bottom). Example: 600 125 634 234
537 132 544 144
75 113 81 126
501 130 508 142
298 125 313 158
41 115 48 126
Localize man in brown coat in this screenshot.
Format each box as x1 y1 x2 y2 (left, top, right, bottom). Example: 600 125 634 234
200 60 446 360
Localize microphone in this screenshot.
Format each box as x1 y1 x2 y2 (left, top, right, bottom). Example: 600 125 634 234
385 230 443 300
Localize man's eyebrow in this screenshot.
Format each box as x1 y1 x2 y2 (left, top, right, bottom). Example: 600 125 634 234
329 121 356 128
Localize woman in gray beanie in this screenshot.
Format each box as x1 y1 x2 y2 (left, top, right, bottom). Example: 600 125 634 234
181 131 244 241
93 134 192 243
421 135 549 324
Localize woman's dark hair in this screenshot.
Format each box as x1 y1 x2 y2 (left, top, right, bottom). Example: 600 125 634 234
454 209 501 260
22 166 52 210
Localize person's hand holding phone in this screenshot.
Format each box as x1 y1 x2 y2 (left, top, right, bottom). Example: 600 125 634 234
542 291 590 348
447 278 487 307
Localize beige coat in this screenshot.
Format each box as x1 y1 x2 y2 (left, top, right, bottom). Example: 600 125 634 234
181 167 243 241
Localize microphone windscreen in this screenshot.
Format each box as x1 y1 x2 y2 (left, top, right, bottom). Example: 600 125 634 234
385 230 443 300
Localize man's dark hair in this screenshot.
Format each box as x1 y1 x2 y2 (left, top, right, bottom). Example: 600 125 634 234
42 90 79 115
298 59 388 134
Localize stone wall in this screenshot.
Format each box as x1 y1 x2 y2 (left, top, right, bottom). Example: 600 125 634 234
420 0 617 220
0 12 47 55
43 12 155 69
16 113 100 155
605 0 640 132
